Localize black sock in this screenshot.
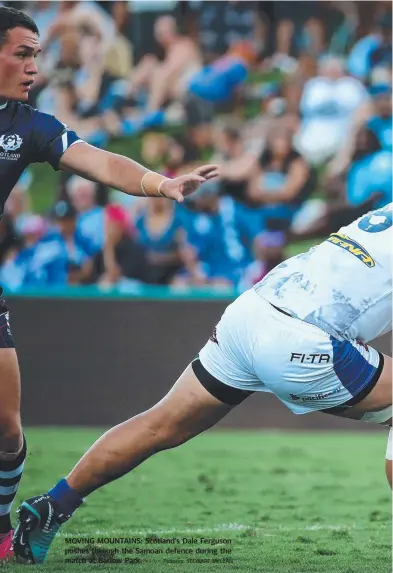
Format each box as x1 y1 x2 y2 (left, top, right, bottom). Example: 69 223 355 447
0 435 26 533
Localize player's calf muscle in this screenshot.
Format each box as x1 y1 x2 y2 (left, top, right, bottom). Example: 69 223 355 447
0 349 22 452
67 366 231 495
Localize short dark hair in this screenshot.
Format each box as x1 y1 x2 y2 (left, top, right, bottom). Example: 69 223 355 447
0 7 39 49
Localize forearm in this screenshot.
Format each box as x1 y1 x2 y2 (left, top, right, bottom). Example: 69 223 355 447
60 145 167 197
92 152 152 196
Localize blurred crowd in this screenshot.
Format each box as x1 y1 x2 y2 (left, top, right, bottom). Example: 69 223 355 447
0 0 391 292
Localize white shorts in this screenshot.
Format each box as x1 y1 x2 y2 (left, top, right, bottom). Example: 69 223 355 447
197 289 383 415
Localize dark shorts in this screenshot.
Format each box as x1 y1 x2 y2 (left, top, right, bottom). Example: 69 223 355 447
0 300 15 349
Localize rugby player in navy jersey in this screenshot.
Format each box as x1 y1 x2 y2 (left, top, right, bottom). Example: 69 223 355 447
0 7 218 560
9 7 392 567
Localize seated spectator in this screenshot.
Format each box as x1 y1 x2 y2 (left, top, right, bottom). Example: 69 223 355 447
135 198 183 284
0 215 68 291
212 119 261 206
86 204 150 288
129 15 201 113
247 128 313 230
104 1 133 80
174 182 256 288
102 16 201 136
269 0 325 70
4 170 32 228
66 176 105 253
187 41 257 105
244 82 299 154
161 133 200 177
239 223 287 291
347 11 392 84
43 0 115 55
292 126 392 241
326 82 392 178
295 55 370 164
50 201 97 285
195 1 266 63
37 26 109 147
367 86 392 151
346 126 392 208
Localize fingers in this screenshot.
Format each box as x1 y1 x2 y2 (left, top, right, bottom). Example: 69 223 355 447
204 168 220 180
193 164 220 179
174 193 184 203
180 174 206 184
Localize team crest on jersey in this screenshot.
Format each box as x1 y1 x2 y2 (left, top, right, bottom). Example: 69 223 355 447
0 134 22 160
326 233 375 268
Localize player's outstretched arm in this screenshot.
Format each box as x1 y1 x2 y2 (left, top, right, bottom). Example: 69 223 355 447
59 143 220 203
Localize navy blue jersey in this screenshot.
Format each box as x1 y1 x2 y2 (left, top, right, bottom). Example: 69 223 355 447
0 101 83 216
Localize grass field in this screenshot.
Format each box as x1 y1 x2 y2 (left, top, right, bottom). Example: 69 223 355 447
7 428 392 573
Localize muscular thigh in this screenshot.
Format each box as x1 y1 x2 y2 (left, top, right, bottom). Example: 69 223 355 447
0 306 21 421
148 365 233 438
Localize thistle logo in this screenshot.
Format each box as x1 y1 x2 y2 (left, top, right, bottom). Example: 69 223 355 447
0 134 22 152
0 134 23 160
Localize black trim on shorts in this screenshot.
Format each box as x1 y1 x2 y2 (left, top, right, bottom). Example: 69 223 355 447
320 351 385 415
191 358 254 406
270 303 292 317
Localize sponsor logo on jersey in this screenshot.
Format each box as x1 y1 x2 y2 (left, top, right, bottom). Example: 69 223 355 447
289 387 341 402
326 233 375 268
0 134 22 160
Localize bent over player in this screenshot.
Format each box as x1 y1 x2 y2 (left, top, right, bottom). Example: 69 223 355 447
0 6 218 558
14 204 392 564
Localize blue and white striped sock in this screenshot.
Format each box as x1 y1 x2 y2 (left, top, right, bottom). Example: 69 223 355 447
0 435 26 533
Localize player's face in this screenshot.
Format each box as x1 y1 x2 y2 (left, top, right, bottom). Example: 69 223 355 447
0 27 41 102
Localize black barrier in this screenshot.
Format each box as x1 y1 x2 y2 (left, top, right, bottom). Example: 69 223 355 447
6 297 391 430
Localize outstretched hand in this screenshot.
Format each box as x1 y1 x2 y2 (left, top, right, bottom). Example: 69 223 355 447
159 165 220 203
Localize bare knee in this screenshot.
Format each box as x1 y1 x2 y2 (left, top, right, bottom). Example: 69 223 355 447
0 415 22 455
144 414 194 452
141 364 232 452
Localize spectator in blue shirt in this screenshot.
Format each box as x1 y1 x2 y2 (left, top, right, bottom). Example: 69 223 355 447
367 87 392 151
175 181 257 287
0 214 68 290
347 12 392 83
66 175 105 252
247 129 313 231
135 198 184 285
50 200 97 284
346 126 392 208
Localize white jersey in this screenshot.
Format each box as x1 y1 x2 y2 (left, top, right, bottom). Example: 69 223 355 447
255 204 392 343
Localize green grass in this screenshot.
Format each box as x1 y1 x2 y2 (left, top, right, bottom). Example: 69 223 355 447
7 428 392 572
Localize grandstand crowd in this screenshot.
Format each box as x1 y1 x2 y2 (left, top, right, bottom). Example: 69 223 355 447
0 0 391 291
